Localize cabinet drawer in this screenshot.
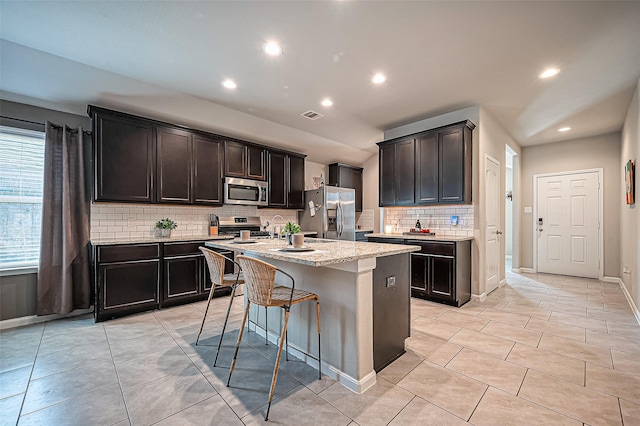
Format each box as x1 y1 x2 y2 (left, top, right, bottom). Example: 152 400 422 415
97 244 159 263
163 241 205 256
405 240 454 256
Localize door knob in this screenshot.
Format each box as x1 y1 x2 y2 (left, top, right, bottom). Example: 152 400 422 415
538 228 543 232
496 231 503 235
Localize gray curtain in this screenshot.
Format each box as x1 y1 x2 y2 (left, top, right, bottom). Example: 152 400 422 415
37 122 91 315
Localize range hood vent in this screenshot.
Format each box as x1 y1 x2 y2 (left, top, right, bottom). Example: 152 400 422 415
300 110 324 120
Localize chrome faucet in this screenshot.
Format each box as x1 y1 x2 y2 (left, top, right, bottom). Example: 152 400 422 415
268 215 285 240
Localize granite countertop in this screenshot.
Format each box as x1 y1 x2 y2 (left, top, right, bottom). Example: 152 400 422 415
365 232 474 242
90 234 234 246
204 239 420 267
91 231 319 246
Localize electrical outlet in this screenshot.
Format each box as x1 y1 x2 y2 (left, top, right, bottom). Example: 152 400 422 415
386 276 396 288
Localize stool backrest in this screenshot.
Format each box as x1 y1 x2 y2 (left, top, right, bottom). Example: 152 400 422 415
200 247 226 287
237 255 277 306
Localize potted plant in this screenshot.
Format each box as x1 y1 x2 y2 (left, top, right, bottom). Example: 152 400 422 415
155 218 177 237
281 221 300 245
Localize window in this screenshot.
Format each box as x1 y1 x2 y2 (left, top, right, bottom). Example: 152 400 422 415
0 125 45 271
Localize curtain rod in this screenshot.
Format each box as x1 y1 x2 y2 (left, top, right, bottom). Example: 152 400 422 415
0 115 46 127
0 115 90 132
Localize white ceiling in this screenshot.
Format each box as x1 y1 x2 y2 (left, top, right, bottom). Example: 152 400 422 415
1 1 639 164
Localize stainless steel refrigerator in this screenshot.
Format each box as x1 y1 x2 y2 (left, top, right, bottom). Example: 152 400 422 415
299 187 356 241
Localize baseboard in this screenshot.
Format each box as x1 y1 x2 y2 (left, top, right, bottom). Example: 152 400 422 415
520 268 536 273
248 322 376 393
0 307 94 330
499 279 507 288
606 276 640 325
511 268 521 273
471 292 487 302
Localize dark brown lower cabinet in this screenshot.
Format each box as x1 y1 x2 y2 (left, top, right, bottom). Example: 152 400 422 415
408 240 471 307
93 241 232 322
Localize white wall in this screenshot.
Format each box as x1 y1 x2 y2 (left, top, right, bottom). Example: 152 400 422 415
620 77 640 313
362 153 380 232
505 166 513 256
520 132 621 277
477 107 521 296
304 161 326 190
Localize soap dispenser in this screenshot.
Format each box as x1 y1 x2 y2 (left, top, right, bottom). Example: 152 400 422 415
415 219 421 231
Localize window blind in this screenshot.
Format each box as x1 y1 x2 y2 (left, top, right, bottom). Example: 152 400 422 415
0 125 45 269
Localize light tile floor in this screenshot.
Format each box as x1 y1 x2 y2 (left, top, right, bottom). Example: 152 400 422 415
1 266 639 425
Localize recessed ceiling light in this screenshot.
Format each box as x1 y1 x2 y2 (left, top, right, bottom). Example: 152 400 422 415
321 98 333 107
539 68 560 79
372 73 387 84
558 127 572 132
221 79 237 89
263 42 282 56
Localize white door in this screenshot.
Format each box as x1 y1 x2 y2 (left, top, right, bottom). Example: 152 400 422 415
536 171 600 278
485 156 500 294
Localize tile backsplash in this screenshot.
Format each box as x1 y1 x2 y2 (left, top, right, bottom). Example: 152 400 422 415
383 205 474 237
90 203 297 240
356 209 374 231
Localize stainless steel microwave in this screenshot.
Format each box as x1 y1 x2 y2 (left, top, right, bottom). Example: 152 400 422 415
224 177 268 206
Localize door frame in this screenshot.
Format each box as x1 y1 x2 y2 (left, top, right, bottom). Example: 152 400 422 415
532 168 604 279
485 153 501 294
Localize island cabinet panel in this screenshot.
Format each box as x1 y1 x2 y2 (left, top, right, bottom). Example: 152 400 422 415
93 112 155 202
372 253 410 372
192 135 223 205
377 120 474 206
328 163 364 212
225 141 266 181
156 126 192 203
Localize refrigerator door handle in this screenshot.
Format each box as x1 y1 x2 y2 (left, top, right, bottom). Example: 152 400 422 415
337 201 342 238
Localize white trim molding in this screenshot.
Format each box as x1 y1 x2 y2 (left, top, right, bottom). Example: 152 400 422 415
471 292 487 302
499 278 507 288
0 307 93 330
603 276 640 325
520 268 536 273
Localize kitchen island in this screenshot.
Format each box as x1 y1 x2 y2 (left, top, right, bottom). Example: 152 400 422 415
204 238 419 393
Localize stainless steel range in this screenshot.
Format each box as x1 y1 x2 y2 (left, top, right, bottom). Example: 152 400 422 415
217 216 269 238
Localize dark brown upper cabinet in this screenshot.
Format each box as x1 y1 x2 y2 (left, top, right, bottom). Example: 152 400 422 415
92 109 155 202
287 154 305 209
268 151 305 209
89 105 302 207
224 141 266 181
268 152 287 208
378 120 474 207
192 134 223 205
415 132 439 204
157 126 192 203
328 163 364 212
378 138 415 206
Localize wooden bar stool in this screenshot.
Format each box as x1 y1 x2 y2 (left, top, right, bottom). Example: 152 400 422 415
227 255 321 421
197 247 244 367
